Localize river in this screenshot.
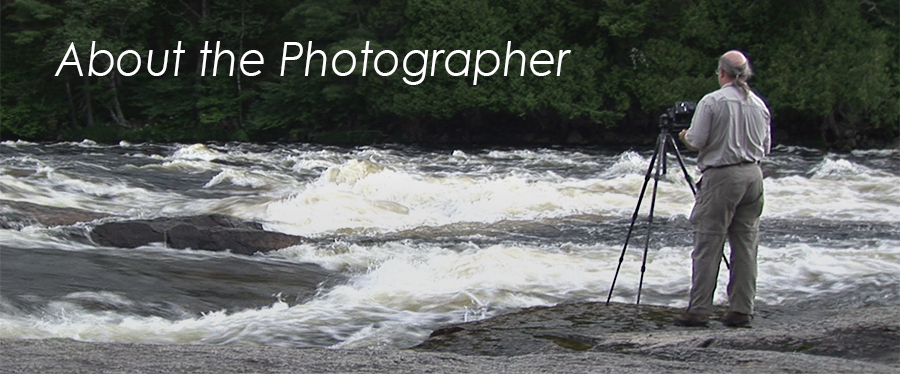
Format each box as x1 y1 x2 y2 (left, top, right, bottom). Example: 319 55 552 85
1 140 897 349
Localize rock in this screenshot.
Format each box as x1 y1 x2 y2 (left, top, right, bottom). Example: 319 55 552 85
2 244 340 318
414 302 679 356
0 292 896 373
2 320 897 374
0 200 111 229
412 300 900 369
90 214 308 255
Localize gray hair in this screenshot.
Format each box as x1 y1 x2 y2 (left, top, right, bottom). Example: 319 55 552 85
718 55 753 96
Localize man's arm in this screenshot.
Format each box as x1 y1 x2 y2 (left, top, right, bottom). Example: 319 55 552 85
679 96 713 151
679 129 700 151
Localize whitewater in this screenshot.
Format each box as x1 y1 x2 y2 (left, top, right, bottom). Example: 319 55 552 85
1 141 897 349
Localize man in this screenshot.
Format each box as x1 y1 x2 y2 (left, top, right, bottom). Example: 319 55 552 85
675 50 771 328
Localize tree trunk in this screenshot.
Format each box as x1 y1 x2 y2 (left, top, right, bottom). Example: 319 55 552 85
192 0 207 123
81 75 94 127
65 79 79 128
107 75 128 127
822 107 860 151
236 0 245 127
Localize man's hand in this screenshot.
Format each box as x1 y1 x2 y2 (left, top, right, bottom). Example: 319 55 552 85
679 129 699 151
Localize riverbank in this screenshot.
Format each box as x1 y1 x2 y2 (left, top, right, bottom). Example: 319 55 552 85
2 299 896 374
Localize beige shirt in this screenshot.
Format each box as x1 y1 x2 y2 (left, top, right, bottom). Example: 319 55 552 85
684 83 771 171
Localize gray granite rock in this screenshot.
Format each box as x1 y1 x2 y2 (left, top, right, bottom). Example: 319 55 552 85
2 301 896 374
89 214 308 255
413 301 900 368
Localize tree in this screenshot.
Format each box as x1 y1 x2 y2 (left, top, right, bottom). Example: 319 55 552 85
1 0 896 146
753 0 895 148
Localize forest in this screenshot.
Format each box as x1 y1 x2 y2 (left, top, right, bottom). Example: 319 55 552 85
2 0 897 149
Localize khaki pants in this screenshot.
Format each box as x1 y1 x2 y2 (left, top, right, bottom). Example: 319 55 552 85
687 163 764 315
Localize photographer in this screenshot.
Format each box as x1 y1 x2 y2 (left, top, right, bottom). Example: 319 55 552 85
675 50 771 327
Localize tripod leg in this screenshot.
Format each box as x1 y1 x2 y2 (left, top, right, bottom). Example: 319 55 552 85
667 133 696 194
636 135 667 305
606 142 660 305
666 133 730 270
662 137 669 176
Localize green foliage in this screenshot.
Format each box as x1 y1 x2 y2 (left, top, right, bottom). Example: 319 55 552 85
1 0 897 146
758 1 891 119
129 77 196 126
245 1 372 141
0 99 60 140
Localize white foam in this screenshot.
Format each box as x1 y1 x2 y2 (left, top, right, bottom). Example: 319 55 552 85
851 149 900 157
810 157 892 180
764 158 900 222
0 140 38 147
204 169 273 189
601 151 652 177
171 143 225 161
2 235 898 348
262 156 699 236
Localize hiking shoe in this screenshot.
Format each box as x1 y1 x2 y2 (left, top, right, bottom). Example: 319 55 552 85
721 312 752 328
674 312 709 327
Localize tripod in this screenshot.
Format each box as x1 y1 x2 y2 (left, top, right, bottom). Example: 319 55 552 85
605 126 729 306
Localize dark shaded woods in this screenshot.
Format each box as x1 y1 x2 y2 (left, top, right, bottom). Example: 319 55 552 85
2 0 897 149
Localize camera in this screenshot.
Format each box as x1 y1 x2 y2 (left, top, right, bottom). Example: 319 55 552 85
659 101 696 131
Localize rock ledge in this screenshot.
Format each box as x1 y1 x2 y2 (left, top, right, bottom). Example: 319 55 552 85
90 214 307 255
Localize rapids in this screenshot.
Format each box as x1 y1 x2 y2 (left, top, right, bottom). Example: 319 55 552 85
1 141 897 348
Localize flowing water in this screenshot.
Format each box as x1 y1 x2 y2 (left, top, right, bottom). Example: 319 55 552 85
1 140 898 349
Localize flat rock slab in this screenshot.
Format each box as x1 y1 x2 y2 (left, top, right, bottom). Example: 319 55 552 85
1 325 896 374
0 295 896 373
413 301 900 368
90 214 308 255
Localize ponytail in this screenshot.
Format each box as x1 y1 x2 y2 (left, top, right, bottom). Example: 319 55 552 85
719 55 753 97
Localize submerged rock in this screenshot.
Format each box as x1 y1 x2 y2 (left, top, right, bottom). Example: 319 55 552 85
90 214 308 255
2 244 339 318
0 200 111 229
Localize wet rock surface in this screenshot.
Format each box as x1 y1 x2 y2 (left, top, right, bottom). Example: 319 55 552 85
0 245 339 318
0 201 309 255
2 299 896 374
89 214 308 255
0 200 111 229
413 300 899 368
